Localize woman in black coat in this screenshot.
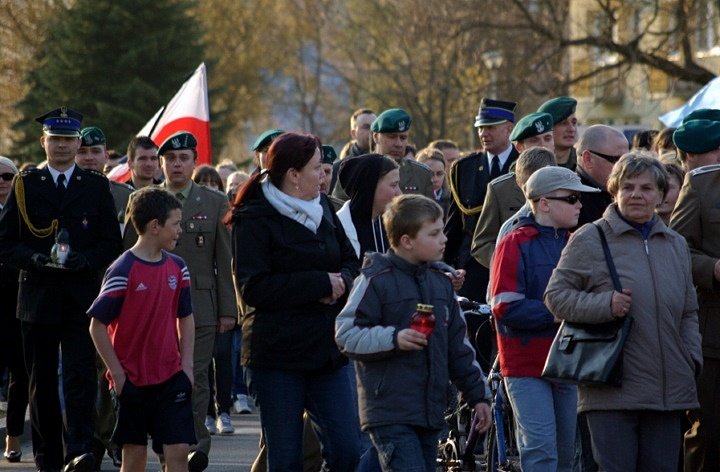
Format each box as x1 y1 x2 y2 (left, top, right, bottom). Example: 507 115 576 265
227 133 360 471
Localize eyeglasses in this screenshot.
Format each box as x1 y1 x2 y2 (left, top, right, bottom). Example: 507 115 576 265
0 173 15 181
589 149 623 164
540 194 581 205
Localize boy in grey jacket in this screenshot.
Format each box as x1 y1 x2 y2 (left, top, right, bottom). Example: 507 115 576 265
336 194 491 471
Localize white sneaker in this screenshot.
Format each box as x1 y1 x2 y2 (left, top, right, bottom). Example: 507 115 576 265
217 412 235 435
234 394 252 414
204 415 217 435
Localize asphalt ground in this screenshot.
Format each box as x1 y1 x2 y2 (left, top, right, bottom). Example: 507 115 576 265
0 411 261 471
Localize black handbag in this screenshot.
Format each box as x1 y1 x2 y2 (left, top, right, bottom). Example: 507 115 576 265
542 224 633 387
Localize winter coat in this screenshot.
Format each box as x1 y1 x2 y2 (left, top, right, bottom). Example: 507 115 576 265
231 187 360 372
490 215 569 377
545 204 701 412
335 251 486 430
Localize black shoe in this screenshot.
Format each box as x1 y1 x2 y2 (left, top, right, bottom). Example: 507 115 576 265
63 453 95 472
4 449 22 462
188 450 208 472
107 447 122 468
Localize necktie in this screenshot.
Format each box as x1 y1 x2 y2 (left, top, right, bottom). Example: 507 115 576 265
57 174 66 200
175 192 185 205
490 155 501 180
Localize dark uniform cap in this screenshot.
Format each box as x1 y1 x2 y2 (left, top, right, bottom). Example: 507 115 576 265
80 127 106 147
321 145 338 164
35 107 83 137
673 120 720 154
251 129 285 151
510 112 554 142
371 108 412 133
537 97 577 125
474 98 517 127
681 108 720 124
158 131 197 156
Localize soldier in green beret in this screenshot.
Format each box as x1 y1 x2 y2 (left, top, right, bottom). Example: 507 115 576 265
510 112 555 153
682 108 720 123
370 108 433 198
76 127 134 228
251 128 284 173
670 117 720 472
320 144 344 210
538 97 578 170
673 119 720 171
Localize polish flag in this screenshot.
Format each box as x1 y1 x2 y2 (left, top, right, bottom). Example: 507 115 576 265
140 62 211 164
109 63 212 182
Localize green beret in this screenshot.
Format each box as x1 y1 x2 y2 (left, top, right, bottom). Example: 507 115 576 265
537 97 577 125
673 120 720 154
371 108 411 133
682 108 720 124
251 129 284 151
158 131 197 156
80 127 106 147
510 112 554 142
321 145 337 164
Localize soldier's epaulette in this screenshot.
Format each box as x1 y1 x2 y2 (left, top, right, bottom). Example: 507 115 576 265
83 168 109 179
110 180 134 191
404 158 431 172
20 167 41 177
490 172 515 186
689 164 720 178
198 184 229 199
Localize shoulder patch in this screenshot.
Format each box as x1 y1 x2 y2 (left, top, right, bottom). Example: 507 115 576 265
689 164 720 178
20 167 41 177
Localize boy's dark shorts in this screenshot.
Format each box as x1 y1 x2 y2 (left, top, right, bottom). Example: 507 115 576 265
112 370 196 454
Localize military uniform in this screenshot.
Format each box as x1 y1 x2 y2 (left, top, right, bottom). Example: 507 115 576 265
0 165 122 471
397 157 433 198
671 164 720 472
109 180 133 226
470 172 524 269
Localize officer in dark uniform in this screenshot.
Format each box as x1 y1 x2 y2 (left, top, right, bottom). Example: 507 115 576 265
0 107 122 472
445 98 518 303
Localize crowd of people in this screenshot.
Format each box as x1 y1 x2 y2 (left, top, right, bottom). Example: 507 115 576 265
0 96 717 472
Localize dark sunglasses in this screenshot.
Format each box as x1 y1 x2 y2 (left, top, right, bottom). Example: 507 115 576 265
589 149 623 164
0 173 14 181
541 194 581 205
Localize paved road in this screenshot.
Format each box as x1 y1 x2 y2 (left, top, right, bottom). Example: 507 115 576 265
0 412 261 471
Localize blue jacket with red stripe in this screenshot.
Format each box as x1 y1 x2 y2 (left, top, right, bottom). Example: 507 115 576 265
490 215 569 377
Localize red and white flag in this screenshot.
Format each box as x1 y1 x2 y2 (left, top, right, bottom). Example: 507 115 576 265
140 62 211 164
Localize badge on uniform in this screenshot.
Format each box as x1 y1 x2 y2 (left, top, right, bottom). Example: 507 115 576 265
82 216 89 230
196 234 205 247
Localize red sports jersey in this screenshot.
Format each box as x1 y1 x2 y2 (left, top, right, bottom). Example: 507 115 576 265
88 250 192 387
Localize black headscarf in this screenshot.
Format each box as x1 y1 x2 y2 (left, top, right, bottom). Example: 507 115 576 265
339 154 395 256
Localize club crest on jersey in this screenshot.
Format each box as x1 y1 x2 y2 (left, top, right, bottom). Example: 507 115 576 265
168 275 178 290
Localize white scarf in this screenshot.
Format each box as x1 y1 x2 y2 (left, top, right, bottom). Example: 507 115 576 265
262 180 323 233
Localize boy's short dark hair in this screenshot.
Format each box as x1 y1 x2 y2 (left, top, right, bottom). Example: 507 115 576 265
383 194 443 248
128 187 182 234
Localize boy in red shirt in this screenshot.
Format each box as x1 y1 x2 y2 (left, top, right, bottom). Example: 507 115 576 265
88 187 195 472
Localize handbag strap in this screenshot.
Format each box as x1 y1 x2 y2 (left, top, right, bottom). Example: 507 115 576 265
594 224 623 292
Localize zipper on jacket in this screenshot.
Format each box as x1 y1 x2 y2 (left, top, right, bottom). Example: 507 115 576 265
644 233 668 409
643 239 649 255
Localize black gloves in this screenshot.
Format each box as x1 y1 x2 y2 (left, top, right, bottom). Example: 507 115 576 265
65 251 90 272
31 253 51 269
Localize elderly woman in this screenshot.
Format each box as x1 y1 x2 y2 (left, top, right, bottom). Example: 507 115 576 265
0 156 28 463
227 132 360 471
545 152 701 472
